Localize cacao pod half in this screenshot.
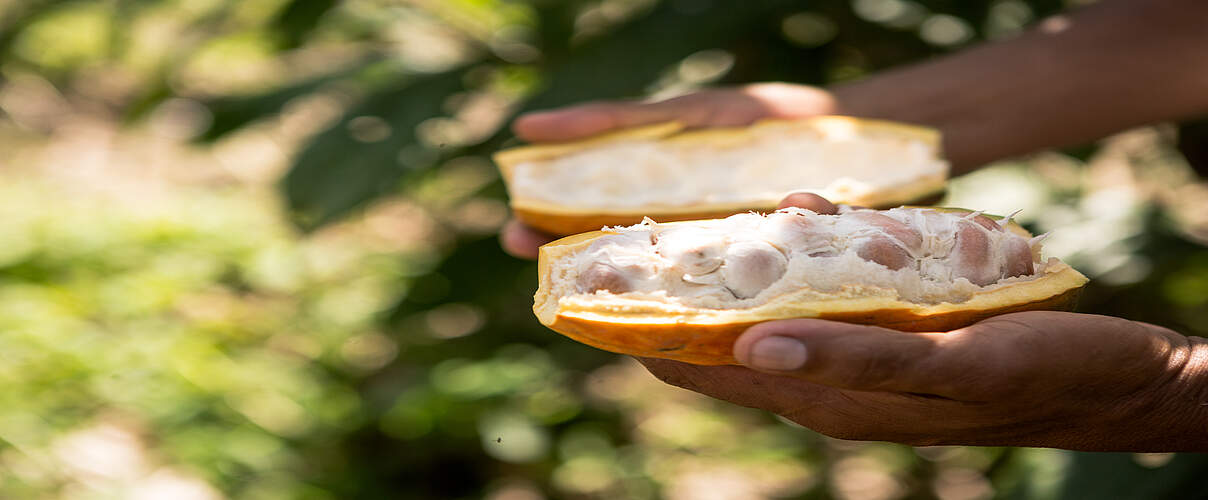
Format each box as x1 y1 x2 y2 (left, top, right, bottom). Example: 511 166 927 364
496 117 948 235
533 207 1088 365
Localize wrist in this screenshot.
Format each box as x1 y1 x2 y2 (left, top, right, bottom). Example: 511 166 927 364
1169 336 1208 448
828 0 1208 176
1125 332 1208 452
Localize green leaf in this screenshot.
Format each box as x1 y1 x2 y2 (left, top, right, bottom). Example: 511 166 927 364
526 0 591 60
278 0 802 230
281 68 470 230
0 0 73 58
196 56 383 142
522 0 797 109
1177 117 1208 178
272 0 340 49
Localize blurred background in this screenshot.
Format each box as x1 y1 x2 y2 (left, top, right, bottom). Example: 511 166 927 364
1 0 1206 498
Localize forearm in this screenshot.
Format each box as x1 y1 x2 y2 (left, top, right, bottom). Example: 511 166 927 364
831 0 1208 174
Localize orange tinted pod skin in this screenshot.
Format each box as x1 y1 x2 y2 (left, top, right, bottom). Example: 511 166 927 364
545 287 1081 366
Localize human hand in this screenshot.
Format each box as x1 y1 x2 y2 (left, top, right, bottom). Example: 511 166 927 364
500 83 839 259
629 192 1208 452
639 311 1208 452
516 186 1207 450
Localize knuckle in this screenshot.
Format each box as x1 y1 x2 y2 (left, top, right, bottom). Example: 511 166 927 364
832 348 902 390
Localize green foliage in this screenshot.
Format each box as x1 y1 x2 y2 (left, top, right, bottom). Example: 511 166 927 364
283 67 472 229
272 0 339 50
1 0 1207 499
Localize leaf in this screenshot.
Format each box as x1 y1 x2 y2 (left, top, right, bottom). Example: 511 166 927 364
196 56 383 142
0 0 73 58
522 0 798 110
272 0 340 49
1177 117 1208 178
526 0 591 60
281 67 470 230
279 0 803 230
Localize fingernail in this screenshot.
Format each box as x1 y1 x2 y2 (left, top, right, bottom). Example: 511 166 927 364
747 336 807 371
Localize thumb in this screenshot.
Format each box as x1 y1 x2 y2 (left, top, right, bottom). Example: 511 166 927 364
512 100 682 143
512 87 790 143
734 319 970 398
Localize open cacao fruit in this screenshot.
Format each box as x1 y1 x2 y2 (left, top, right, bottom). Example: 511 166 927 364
533 207 1088 365
495 117 949 235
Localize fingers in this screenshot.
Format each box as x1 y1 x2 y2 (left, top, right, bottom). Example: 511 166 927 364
734 313 1185 402
776 192 838 214
513 103 632 143
733 319 980 399
513 84 838 143
514 99 698 143
638 313 1198 449
738 83 838 119
500 219 555 259
636 357 977 445
635 357 850 416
